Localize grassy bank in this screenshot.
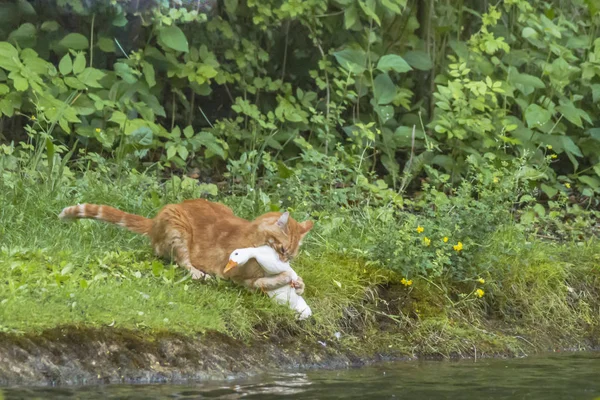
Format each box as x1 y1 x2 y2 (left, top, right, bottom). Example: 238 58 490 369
1 169 599 368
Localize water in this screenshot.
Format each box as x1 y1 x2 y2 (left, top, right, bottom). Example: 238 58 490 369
3 352 600 399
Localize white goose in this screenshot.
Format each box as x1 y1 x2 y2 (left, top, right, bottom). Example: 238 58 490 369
225 246 312 320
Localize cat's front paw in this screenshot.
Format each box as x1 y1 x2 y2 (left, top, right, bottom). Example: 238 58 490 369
291 276 305 295
190 267 210 280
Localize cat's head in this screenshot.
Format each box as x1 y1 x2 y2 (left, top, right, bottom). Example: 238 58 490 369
255 211 314 262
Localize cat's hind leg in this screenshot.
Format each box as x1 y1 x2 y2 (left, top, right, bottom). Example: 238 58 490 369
156 228 211 280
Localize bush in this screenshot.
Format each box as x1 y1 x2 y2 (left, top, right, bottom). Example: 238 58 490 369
0 0 599 201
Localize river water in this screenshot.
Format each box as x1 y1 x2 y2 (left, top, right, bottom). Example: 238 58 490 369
2 352 599 399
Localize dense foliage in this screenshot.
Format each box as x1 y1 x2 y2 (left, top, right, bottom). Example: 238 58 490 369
1 0 600 196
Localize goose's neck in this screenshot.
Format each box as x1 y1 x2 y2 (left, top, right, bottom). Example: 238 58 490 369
251 247 266 258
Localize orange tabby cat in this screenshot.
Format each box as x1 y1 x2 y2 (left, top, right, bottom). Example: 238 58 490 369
59 199 313 291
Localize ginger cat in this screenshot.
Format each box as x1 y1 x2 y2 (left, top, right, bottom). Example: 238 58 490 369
59 199 313 291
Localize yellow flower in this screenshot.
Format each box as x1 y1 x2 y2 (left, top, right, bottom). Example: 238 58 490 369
95 128 102 133
475 288 484 298
443 237 449 243
546 145 552 150
478 278 485 284
493 177 499 183
565 183 571 189
550 154 557 159
453 241 463 252
401 278 413 287
423 237 431 246
31 115 36 121
416 226 424 234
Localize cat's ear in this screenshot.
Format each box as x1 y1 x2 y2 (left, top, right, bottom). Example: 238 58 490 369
299 220 314 236
276 211 289 230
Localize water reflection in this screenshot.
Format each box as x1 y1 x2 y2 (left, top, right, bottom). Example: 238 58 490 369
2 352 600 399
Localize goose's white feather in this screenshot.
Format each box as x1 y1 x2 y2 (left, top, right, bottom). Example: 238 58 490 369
228 246 312 320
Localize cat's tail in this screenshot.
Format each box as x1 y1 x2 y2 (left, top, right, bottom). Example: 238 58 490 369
59 203 153 235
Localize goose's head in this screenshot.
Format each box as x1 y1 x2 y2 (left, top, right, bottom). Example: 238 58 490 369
224 248 253 273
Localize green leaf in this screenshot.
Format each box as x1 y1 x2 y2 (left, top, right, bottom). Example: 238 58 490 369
333 48 367 74
114 62 138 84
277 161 295 179
77 67 106 88
177 145 189 160
109 111 127 127
509 70 545 95
183 125 194 139
73 53 86 74
561 135 583 158
112 13 128 27
98 37 116 53
521 210 536 225
58 54 72 75
358 0 381 26
556 100 591 128
11 74 28 91
380 0 403 14
224 0 238 14
0 42 20 71
521 27 538 39
158 25 189 53
344 5 359 29
540 15 561 39
376 54 412 73
588 128 600 141
59 33 89 50
541 183 558 198
166 145 177 159
533 203 546 217
142 61 156 87
17 0 36 15
193 131 225 158
64 76 86 90
8 23 37 48
403 50 432 71
130 126 153 146
41 21 59 32
374 105 394 123
525 104 551 128
578 175 600 191
0 84 9 95
577 175 600 191
373 73 396 105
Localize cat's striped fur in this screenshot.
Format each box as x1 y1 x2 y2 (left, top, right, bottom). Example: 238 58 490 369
59 199 313 291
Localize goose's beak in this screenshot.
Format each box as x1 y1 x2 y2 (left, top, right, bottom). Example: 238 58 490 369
224 259 238 273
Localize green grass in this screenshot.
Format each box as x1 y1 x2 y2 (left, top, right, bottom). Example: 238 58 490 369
1 169 599 358
0 170 384 339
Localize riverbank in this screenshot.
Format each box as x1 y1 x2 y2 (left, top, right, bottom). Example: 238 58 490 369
1 251 598 386
0 274 598 387
1 171 599 386
1 251 599 387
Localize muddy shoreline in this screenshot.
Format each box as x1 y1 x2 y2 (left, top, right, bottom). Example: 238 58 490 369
0 327 408 387
1 325 598 387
